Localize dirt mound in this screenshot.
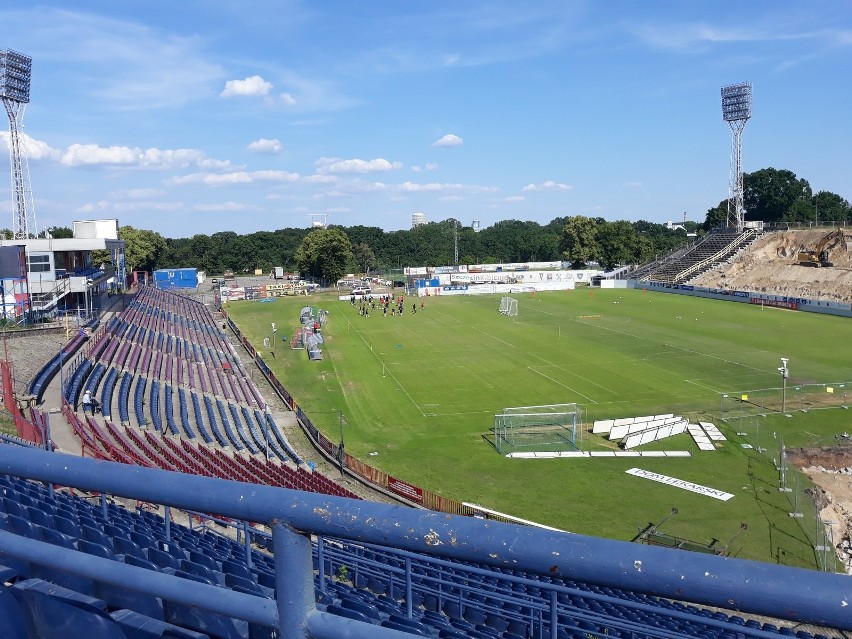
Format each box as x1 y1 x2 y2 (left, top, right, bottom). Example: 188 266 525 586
692 229 852 303
790 445 852 574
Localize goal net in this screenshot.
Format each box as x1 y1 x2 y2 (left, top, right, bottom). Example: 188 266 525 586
499 296 518 317
494 403 580 455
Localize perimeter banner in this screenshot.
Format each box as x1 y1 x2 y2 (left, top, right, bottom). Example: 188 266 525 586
387 476 424 504
625 468 734 501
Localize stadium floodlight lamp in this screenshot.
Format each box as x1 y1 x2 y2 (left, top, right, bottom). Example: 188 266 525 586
0 49 32 103
721 82 751 123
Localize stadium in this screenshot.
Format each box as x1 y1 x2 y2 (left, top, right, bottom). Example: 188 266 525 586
2 16 852 639
2 222 852 638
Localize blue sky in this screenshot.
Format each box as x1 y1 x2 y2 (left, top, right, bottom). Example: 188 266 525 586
1 1 850 238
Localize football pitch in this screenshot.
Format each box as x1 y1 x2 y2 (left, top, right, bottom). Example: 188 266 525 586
226 288 852 568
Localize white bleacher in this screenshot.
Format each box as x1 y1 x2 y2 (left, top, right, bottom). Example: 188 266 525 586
594 414 675 437
688 424 716 451
609 415 683 441
622 419 688 449
592 419 614 435
699 421 726 441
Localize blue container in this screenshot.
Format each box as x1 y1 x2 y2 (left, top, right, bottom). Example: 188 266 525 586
154 268 198 289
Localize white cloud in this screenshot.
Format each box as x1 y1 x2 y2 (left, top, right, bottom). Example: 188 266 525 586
168 169 300 186
432 134 464 147
303 174 339 184
57 144 231 169
248 138 283 154
398 181 497 193
0 132 60 161
521 180 573 192
193 202 260 212
129 188 164 198
438 195 464 202
624 181 643 188
413 162 440 172
315 157 402 174
77 200 183 213
220 75 273 97
506 195 526 202
280 92 297 105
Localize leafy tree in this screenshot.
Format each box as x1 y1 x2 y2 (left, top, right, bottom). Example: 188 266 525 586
120 225 167 273
782 199 814 223
353 242 378 274
703 199 731 231
813 191 852 223
295 228 353 283
743 168 811 223
597 221 639 270
47 226 73 239
559 216 599 267
90 249 111 268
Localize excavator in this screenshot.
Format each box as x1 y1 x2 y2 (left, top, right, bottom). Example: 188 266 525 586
797 227 851 267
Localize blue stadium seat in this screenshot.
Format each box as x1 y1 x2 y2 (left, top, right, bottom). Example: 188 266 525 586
162 574 248 639
111 609 208 638
135 376 148 427
0 583 28 639
77 539 113 560
118 373 133 423
11 579 124 639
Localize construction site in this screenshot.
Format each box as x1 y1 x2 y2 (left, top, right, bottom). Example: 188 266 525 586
693 228 852 303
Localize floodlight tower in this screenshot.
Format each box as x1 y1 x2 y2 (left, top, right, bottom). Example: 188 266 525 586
0 49 37 239
721 82 752 232
309 213 328 229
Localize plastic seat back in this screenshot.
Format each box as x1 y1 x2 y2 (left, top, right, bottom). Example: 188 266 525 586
12 579 121 639
111 608 208 638
0 584 28 639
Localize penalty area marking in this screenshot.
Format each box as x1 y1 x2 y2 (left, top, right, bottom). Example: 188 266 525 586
625 468 734 501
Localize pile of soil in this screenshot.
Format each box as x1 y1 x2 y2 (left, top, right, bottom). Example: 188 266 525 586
790 446 852 573
693 229 852 303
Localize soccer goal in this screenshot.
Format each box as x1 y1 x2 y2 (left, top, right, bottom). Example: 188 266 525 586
494 403 581 455
499 296 518 317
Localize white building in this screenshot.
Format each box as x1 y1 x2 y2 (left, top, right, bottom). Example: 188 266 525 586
412 211 427 229
0 219 126 322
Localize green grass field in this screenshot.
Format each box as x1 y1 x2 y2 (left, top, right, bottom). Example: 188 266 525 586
226 288 852 569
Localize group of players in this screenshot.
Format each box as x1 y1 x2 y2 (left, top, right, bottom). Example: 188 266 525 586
351 293 423 318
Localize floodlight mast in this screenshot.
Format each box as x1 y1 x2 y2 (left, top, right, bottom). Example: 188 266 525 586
721 82 752 232
0 49 36 240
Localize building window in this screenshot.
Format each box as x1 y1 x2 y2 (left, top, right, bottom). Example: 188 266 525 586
27 254 51 273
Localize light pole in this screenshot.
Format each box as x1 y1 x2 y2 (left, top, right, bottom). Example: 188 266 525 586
778 358 789 415
270 322 277 357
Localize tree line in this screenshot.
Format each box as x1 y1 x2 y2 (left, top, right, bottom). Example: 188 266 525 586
138 217 694 283
30 166 847 284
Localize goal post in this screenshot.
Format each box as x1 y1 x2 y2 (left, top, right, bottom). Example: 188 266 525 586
494 403 581 455
499 296 518 317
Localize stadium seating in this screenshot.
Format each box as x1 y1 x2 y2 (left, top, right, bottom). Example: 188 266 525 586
634 229 762 284
1 449 846 638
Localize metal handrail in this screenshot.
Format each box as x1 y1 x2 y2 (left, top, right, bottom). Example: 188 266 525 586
0 445 851 632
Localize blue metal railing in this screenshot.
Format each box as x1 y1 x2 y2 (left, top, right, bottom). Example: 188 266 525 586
1 445 851 635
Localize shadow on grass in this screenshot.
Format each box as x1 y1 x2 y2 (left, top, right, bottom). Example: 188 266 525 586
481 433 499 453
747 456 820 569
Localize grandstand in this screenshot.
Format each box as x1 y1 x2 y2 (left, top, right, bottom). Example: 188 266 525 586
1 284 850 637
633 229 762 284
